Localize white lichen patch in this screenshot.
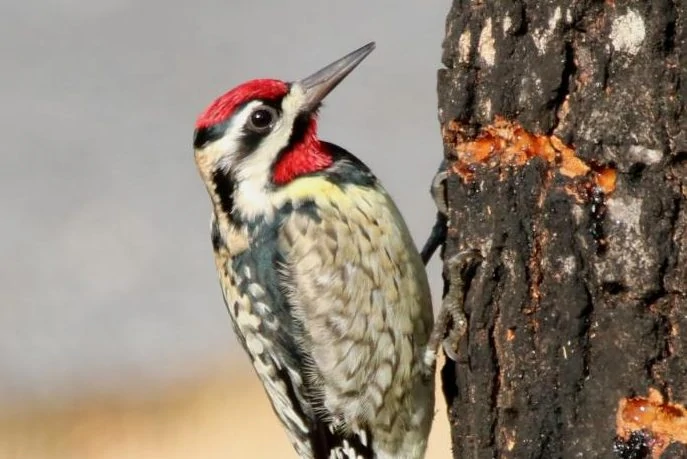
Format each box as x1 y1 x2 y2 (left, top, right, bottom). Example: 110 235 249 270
458 29 472 63
544 254 577 280
627 145 663 165
478 18 495 66
532 6 561 55
606 196 641 232
518 74 543 105
560 255 577 276
595 194 657 296
503 15 512 34
571 204 584 225
481 98 492 119
610 9 646 55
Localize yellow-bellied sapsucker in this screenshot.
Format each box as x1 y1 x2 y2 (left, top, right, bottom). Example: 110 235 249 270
192 42 439 459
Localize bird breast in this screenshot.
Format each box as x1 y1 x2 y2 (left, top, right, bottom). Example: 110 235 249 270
278 183 434 452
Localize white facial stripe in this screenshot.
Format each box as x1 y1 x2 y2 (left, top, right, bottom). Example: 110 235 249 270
233 86 306 222
199 101 259 175
282 84 306 118
216 100 262 171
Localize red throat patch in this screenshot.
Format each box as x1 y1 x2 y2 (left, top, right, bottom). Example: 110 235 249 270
195 79 288 129
272 118 333 185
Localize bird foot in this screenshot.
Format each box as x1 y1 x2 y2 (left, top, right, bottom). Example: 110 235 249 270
428 249 483 362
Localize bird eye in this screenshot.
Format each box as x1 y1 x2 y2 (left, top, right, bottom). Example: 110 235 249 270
247 106 278 133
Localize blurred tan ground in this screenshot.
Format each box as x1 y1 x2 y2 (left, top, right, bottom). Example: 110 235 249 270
0 359 452 459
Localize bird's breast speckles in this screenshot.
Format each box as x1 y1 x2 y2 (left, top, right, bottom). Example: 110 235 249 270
278 184 434 455
212 219 313 458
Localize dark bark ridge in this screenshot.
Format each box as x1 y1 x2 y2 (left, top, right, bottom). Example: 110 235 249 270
437 1 686 457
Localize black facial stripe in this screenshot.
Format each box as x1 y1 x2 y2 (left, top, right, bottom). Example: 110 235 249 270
193 96 285 151
236 127 266 159
287 112 311 151
212 169 236 217
236 98 284 161
193 120 228 149
269 112 312 174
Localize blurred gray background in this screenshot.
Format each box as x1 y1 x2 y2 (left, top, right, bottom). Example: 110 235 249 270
0 0 449 407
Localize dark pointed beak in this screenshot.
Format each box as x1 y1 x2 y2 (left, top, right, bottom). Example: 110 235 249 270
297 42 376 113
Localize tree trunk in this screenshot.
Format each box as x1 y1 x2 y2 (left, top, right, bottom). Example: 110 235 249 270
437 1 687 458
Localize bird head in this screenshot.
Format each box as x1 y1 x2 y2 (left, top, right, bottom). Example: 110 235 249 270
193 42 375 222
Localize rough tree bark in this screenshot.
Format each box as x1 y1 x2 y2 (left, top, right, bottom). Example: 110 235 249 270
436 1 686 458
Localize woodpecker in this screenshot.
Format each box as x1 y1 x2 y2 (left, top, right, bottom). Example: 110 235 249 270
193 43 436 459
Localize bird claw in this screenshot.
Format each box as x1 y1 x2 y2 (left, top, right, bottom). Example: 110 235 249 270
420 161 450 265
430 248 483 362
430 162 449 217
